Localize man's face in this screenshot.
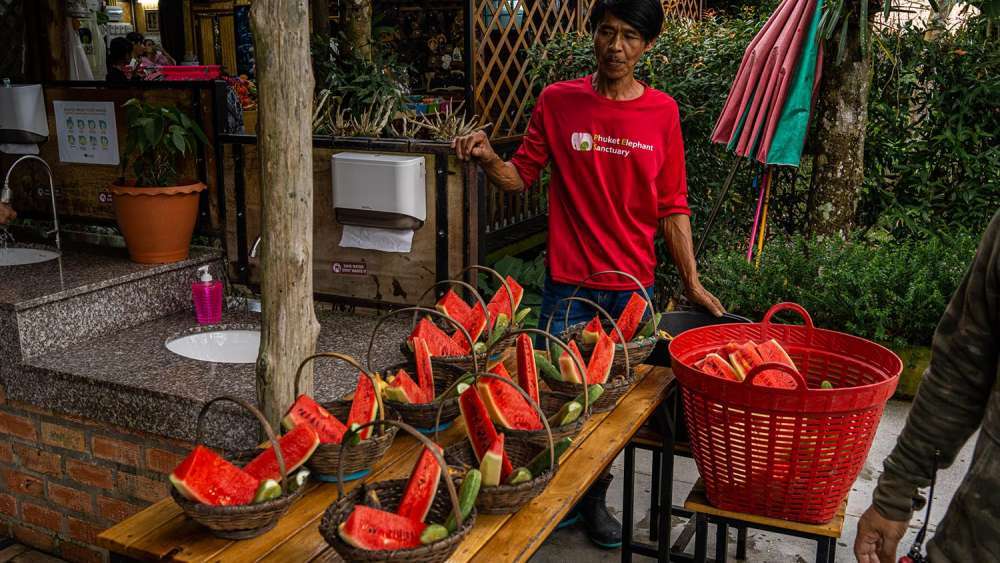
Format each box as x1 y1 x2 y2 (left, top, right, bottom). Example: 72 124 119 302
132 41 144 57
593 14 652 82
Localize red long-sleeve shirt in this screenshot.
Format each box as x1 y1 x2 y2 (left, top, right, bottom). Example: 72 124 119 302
511 75 690 290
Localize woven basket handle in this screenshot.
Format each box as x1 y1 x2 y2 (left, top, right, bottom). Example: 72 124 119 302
414 279 492 333
460 265 516 327
487 327 590 415
366 306 478 374
195 395 288 484
293 352 386 435
761 302 815 343
547 296 631 383
435 372 556 474
337 419 464 528
742 362 810 392
567 270 655 326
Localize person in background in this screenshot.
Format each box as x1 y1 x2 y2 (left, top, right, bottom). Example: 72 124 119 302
126 32 145 61
453 0 724 549
854 210 1000 562
0 203 15 225
141 39 176 67
106 37 139 82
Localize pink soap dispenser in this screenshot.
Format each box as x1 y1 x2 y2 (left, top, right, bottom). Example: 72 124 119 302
192 266 223 325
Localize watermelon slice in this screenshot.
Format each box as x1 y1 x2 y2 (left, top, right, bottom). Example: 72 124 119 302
697 353 741 382
586 335 616 385
515 334 540 405
480 434 505 487
409 318 467 357
397 445 443 522
582 316 606 346
347 373 380 440
476 379 543 430
385 369 425 404
729 342 764 381
451 303 487 352
716 341 742 359
283 394 348 444
754 339 800 389
436 289 473 326
486 276 524 329
612 293 648 343
459 387 513 478
489 362 511 379
169 446 259 506
558 340 585 384
241 424 320 482
338 504 426 551
413 337 435 402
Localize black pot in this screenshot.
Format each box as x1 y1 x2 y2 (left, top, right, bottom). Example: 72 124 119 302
644 310 752 368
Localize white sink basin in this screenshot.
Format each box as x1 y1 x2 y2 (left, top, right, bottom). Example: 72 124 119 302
166 330 261 364
0 247 60 266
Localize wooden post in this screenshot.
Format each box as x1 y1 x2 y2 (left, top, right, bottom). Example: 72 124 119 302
250 0 320 428
181 0 199 63
44 0 67 81
341 0 372 60
310 0 330 37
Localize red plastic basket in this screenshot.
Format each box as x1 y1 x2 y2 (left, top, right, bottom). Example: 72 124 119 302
668 302 902 523
160 65 222 81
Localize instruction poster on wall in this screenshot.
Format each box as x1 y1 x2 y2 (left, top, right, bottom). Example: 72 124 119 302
53 101 119 165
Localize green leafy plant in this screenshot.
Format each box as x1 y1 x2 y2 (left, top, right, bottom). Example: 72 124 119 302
480 254 546 327
122 98 208 187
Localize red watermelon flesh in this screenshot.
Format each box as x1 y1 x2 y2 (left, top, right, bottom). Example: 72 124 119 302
487 276 524 329
451 303 487 352
716 341 742 359
436 289 472 326
339 504 426 551
283 394 347 444
612 293 648 343
385 369 425 404
489 361 511 379
587 335 616 385
582 316 607 346
558 340 585 384
241 424 320 482
459 387 513 476
169 445 259 506
515 334 540 405
396 445 443 522
729 342 763 381
409 318 466 356
347 373 380 440
477 379 543 430
698 353 741 382
753 339 800 389
413 337 436 402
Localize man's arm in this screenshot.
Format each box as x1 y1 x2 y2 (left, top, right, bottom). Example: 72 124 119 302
661 214 724 316
0 203 15 225
453 131 525 193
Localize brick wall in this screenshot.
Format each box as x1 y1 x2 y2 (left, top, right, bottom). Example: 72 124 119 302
0 384 192 563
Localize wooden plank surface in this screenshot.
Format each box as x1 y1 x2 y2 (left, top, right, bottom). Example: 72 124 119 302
98 365 673 562
683 480 847 538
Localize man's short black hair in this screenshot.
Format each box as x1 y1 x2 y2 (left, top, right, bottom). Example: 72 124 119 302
126 31 144 45
588 0 664 43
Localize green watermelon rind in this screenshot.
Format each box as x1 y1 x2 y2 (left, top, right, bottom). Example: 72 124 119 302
480 434 505 487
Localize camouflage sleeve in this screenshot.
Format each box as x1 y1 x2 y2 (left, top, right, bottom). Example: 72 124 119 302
872 211 1000 521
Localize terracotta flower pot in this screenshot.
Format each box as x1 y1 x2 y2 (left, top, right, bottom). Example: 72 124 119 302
110 180 207 264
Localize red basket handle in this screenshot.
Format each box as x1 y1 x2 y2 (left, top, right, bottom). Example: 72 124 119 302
742 362 809 392
761 302 815 343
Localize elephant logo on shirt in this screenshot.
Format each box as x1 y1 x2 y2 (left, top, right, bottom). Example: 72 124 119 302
571 132 594 151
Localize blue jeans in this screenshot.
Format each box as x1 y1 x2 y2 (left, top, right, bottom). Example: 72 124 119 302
536 274 654 349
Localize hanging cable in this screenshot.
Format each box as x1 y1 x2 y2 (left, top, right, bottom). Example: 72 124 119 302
755 168 772 268
746 167 765 262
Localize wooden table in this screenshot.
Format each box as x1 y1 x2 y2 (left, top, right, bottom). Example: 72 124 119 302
98 365 674 562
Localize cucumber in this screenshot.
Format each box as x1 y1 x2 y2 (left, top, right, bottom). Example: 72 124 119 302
524 437 573 476
820 380 834 389
362 485 382 510
514 307 532 326
444 468 482 532
637 313 662 339
547 401 582 427
506 467 533 485
457 382 470 395
473 341 487 354
534 352 562 382
572 384 605 408
253 479 282 503
488 313 509 346
287 468 310 493
446 373 476 398
420 524 449 545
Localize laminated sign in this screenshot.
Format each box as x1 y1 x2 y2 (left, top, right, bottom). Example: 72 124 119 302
53 101 119 165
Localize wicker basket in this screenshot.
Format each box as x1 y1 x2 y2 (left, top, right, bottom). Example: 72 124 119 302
409 278 500 374
320 420 475 562
171 396 306 539
292 352 399 482
373 360 467 433
437 372 558 514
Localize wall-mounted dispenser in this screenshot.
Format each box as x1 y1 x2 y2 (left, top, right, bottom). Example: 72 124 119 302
0 84 48 146
331 152 426 230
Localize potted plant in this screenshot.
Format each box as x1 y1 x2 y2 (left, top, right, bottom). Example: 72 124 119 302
111 98 209 264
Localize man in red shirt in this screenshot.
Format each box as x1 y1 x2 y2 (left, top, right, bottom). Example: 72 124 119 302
454 0 724 548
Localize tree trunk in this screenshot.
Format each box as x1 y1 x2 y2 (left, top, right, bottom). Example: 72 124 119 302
341 0 372 61
310 0 330 37
806 8 873 238
251 0 320 429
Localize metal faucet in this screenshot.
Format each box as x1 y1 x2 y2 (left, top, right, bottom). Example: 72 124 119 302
2 155 61 251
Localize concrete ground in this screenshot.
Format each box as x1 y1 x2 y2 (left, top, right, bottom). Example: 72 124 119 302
532 399 978 562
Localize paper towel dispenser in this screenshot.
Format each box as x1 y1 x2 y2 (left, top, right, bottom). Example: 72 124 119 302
0 84 48 144
332 152 426 230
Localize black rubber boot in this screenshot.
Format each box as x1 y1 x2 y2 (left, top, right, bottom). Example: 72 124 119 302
580 473 622 549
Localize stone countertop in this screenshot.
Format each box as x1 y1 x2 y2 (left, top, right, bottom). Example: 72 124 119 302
0 242 220 311
6 308 413 451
